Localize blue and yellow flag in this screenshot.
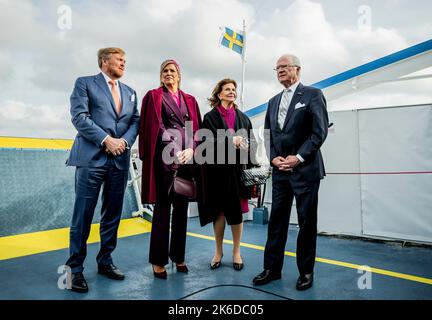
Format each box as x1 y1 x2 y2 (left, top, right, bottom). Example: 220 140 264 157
220 26 244 55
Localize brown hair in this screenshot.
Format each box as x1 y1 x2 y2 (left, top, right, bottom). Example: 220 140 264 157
208 78 237 108
97 47 125 68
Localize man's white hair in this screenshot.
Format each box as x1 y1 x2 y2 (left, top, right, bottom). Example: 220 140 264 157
278 54 301 67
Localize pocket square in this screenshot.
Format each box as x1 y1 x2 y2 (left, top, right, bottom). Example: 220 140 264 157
294 102 306 110
130 94 135 102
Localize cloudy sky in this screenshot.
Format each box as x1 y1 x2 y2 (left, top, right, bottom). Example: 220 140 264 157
0 0 431 139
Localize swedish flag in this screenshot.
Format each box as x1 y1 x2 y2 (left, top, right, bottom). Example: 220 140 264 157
220 27 244 55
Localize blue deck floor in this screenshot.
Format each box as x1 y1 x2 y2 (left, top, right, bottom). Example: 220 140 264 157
1 217 431 300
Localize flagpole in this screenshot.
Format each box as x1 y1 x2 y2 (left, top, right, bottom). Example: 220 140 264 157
240 19 246 111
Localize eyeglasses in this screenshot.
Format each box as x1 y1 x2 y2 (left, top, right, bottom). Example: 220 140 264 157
273 64 298 71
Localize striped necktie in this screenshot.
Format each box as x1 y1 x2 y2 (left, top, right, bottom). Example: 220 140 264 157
278 88 292 129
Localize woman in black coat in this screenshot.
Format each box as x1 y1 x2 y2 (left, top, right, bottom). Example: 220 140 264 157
198 78 257 271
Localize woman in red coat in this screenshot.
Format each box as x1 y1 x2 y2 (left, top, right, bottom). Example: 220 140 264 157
138 59 202 279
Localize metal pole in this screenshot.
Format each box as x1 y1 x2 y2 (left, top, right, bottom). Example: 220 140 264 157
240 19 246 111
129 154 153 221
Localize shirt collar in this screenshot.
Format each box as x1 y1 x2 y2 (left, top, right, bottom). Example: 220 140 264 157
284 81 300 93
101 71 119 86
169 90 179 97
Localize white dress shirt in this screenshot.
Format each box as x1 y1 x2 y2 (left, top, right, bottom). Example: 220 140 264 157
279 81 304 163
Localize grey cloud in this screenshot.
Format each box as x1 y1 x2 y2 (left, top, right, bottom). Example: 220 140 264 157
0 100 75 139
0 0 431 138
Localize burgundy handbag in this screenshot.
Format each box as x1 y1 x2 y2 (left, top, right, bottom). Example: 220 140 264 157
171 170 197 200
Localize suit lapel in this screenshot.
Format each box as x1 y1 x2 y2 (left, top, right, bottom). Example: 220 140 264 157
182 91 199 130
94 73 118 117
282 83 304 131
271 92 283 130
215 108 229 130
234 108 241 131
162 90 184 123
153 87 163 124
118 81 129 118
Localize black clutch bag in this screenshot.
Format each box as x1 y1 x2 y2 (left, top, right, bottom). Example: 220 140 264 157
240 166 272 186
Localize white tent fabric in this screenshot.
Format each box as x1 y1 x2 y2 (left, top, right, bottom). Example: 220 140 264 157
320 104 432 243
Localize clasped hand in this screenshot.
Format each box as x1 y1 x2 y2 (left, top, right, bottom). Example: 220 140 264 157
176 148 194 164
104 137 126 156
233 136 249 150
271 155 300 172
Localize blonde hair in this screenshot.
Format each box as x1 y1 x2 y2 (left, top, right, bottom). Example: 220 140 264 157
97 47 125 68
159 59 181 88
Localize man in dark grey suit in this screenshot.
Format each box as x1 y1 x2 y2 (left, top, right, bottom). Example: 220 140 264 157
65 47 139 292
253 54 328 290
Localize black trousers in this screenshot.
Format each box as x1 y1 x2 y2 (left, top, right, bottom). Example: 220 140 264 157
149 169 189 266
66 158 128 273
264 178 320 275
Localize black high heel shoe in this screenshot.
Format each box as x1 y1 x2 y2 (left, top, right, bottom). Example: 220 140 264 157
152 265 167 279
176 264 189 273
175 262 189 273
233 256 244 271
171 261 189 273
210 255 223 270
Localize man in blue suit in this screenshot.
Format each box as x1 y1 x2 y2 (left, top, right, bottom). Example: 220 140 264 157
65 47 140 293
253 54 328 290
